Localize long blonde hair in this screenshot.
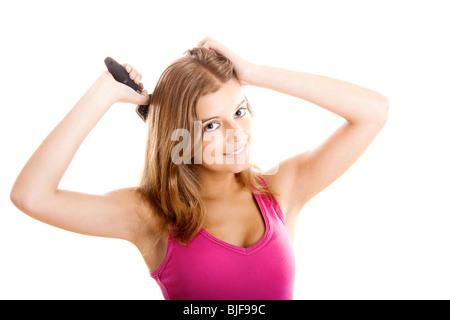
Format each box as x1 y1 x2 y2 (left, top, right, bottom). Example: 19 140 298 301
136 46 278 245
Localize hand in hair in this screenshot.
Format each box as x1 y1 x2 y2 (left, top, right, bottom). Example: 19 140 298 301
198 36 254 86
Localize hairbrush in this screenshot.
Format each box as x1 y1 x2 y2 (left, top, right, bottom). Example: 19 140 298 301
104 57 149 122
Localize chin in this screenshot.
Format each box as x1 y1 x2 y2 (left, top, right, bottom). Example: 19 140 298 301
198 157 251 175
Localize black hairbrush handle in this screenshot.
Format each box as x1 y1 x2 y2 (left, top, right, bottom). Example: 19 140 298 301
104 56 149 122
104 56 142 92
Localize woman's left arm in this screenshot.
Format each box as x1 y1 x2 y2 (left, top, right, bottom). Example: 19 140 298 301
248 64 390 217
248 64 389 125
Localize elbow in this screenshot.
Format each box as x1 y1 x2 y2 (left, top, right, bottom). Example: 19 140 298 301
11 179 57 214
10 187 26 211
11 175 58 216
371 94 390 127
351 94 390 127
380 95 390 121
10 184 41 214
10 186 30 212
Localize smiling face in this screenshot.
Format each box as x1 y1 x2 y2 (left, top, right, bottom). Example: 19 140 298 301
195 79 253 174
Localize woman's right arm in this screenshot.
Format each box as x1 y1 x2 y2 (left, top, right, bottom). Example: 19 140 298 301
10 68 152 243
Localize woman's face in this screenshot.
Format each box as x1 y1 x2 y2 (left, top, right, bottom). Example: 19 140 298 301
195 79 253 173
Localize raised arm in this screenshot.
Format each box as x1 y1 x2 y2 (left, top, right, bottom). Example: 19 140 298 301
248 64 389 216
10 65 152 243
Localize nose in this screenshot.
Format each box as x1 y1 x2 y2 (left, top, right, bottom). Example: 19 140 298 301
225 122 247 145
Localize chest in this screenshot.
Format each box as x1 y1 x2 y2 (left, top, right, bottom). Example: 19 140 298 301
153 196 297 299
202 194 266 248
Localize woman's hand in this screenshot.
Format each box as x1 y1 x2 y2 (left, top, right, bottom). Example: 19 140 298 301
99 63 150 105
198 36 254 86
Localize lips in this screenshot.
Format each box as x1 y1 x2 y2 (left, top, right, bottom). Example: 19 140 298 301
223 142 247 156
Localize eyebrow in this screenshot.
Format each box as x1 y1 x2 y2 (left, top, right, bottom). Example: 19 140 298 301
201 98 247 123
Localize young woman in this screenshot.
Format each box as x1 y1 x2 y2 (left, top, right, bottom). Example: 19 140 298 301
10 36 389 300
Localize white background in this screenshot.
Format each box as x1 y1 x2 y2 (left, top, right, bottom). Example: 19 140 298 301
1 0 449 299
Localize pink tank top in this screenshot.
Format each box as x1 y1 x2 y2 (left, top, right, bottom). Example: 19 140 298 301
150 175 296 300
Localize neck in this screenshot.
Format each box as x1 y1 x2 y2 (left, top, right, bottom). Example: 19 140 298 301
197 169 244 201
